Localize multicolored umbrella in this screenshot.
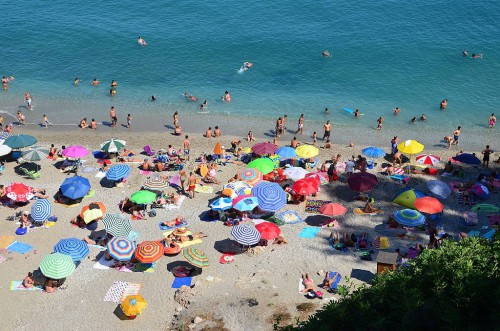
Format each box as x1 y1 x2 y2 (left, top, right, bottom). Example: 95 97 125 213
416 154 441 166
106 237 137 261
247 158 275 175
80 202 107 223
231 224 261 245
318 203 347 216
130 190 157 204
224 181 253 197
100 138 126 153
452 153 481 165
239 168 263 186
251 181 287 212
397 140 424 155
255 221 281 240
427 180 451 199
121 295 147 317
143 176 169 191
183 248 210 268
61 145 89 158
210 197 233 211
232 195 259 212
30 199 51 222
295 145 319 158
134 241 163 263
0 144 12 156
347 172 378 192
21 146 49 161
54 238 90 262
39 253 76 279
275 146 297 159
60 176 91 200
264 155 281 169
393 187 426 209
106 164 131 181
102 213 132 237
393 209 426 227
3 134 37 149
251 142 277 155
414 196 443 214
305 172 329 185
5 182 34 202
292 178 319 195
283 167 309 181
362 146 386 158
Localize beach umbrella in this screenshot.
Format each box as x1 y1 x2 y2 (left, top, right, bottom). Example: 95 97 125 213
264 155 281 169
231 224 261 245
130 190 156 204
295 145 319 158
247 158 274 175
21 146 49 161
143 176 169 191
284 167 309 181
121 295 147 317
232 195 259 212
100 138 126 153
239 168 263 186
107 237 137 261
3 134 37 149
0 132 13 140
39 253 76 279
362 146 386 159
134 241 163 263
251 142 277 155
80 202 106 223
251 181 287 212
318 203 347 217
393 187 426 209
213 142 223 155
183 248 210 268
347 172 378 192
393 209 426 227
224 181 253 196
61 145 89 158
169 174 181 187
30 199 51 222
397 140 424 155
210 197 233 211
472 184 490 199
305 172 329 185
416 154 441 166
102 213 132 237
293 177 319 196
54 238 90 262
5 182 34 202
452 153 481 165
106 164 131 181
60 176 91 200
427 180 451 199
255 221 281 240
275 146 297 159
414 196 443 214
0 144 12 156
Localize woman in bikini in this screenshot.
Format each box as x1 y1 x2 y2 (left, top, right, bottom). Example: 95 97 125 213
168 231 207 243
322 272 341 289
161 215 186 227
300 274 315 293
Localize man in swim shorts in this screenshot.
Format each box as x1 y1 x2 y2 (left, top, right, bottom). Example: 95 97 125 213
109 106 117 127
295 114 304 134
187 172 196 199
183 135 190 161
322 120 331 141
452 126 461 146
24 91 32 110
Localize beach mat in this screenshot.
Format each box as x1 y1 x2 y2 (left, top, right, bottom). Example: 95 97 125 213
298 227 321 238
194 185 214 194
353 208 383 215
298 278 305 293
0 254 6 264
7 241 34 254
139 170 152 175
276 210 303 225
84 190 96 198
104 281 129 303
162 229 203 247
305 200 330 213
120 283 142 303
172 277 192 289
95 171 106 178
0 235 15 249
10 280 43 291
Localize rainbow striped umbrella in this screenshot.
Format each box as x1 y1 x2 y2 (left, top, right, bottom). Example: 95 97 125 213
143 176 169 191
39 253 76 279
106 237 137 261
239 168 263 186
183 248 210 268
393 209 426 227
54 238 90 262
134 241 163 263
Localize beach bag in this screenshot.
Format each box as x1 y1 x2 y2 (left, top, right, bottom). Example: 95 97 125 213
148 209 157 218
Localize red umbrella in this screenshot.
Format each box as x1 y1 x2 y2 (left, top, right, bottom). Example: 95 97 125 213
347 173 378 192
255 221 281 240
318 203 347 216
6 182 34 202
304 173 321 187
251 142 277 156
293 178 319 196
414 197 443 214
134 241 163 263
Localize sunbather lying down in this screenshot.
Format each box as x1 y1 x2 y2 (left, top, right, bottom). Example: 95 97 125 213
167 231 207 243
322 271 341 289
161 215 186 227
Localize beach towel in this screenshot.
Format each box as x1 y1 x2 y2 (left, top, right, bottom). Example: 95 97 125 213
391 174 409 184
172 277 192 289
81 166 99 173
265 216 285 226
97 159 112 165
457 192 476 206
275 210 303 225
0 235 15 249
298 278 305 293
298 227 321 239
133 262 156 273
325 271 342 291
10 280 43 291
194 185 213 194
120 283 142 303
305 200 331 213
95 171 106 178
84 190 96 198
139 170 152 175
373 236 390 249
159 221 188 231
93 255 116 270
7 241 34 254
394 167 405 175
164 195 186 211
353 208 383 215
104 281 129 303
162 229 203 247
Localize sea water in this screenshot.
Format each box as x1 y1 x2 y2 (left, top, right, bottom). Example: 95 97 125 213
1 0 499 146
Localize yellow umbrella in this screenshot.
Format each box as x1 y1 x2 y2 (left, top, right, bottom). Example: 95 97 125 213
121 294 147 317
295 145 319 158
397 140 424 155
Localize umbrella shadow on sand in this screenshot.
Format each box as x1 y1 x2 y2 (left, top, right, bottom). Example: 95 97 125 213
383 154 410 163
14 163 40 174
214 238 245 255
166 261 203 277
113 306 130 320
304 215 328 227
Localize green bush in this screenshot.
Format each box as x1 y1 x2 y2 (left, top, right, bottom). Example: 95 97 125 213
283 235 500 331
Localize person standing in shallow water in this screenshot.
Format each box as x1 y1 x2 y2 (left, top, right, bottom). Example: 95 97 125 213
295 114 304 134
376 116 383 130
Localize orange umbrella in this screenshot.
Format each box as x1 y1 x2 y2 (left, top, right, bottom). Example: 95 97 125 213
318 203 347 216
134 241 164 263
213 142 223 155
413 197 443 214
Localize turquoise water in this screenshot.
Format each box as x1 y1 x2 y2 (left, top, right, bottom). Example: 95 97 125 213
1 0 500 138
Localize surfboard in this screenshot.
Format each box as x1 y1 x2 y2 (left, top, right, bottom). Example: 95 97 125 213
343 108 364 116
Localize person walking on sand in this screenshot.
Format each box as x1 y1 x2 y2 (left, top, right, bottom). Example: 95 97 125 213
376 116 383 130
488 113 496 127
481 145 493 168
110 106 117 127
322 120 331 140
295 114 304 134
188 172 196 199
126 114 132 128
183 135 191 161
24 91 32 110
452 126 461 146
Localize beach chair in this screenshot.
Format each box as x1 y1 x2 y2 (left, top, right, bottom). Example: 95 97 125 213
143 145 155 157
62 159 81 175
19 166 40 179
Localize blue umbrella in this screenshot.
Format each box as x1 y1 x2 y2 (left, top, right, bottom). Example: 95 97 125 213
60 176 91 200
275 147 297 159
251 181 286 212
231 224 261 245
106 164 131 181
232 195 259 212
362 146 386 158
210 197 233 211
393 209 426 227
427 180 451 199
452 153 481 165
54 237 90 262
30 199 51 222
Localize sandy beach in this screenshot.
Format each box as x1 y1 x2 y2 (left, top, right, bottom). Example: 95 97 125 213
0 125 498 331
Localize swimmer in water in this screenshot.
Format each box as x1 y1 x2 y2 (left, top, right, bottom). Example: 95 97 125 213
393 107 400 115
224 91 231 102
440 99 447 109
183 92 198 102
151 95 156 101
420 114 427 121
321 50 331 57
488 113 496 127
463 49 468 57
137 37 147 46
199 100 208 111
411 117 417 123
472 53 482 59
74 78 79 86
91 78 100 86
242 62 253 71
354 109 359 119
324 108 329 114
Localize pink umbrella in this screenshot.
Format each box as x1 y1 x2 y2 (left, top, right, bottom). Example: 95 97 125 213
62 145 90 158
251 142 277 156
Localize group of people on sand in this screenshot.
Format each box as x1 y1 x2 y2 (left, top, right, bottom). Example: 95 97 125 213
205 126 222 138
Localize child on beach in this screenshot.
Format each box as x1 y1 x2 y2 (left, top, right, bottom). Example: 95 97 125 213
126 114 132 128
247 131 255 141
313 132 317 145
42 114 50 127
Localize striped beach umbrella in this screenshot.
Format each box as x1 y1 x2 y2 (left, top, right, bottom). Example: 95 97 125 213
224 181 253 196
393 209 426 227
102 214 132 237
39 253 76 279
100 138 126 153
295 145 319 158
21 146 49 161
275 146 297 159
232 195 259 212
210 197 233 211
54 238 90 262
130 190 157 204
183 248 210 268
251 181 286 212
416 154 441 166
284 167 309 181
239 168 263 186
247 158 275 175
0 131 13 140
134 241 163 263
3 134 37 149
143 176 169 191
30 199 51 222
5 182 34 202
61 145 89 158
427 180 451 199
106 164 131 181
251 142 277 155
106 237 137 261
231 224 261 246
121 295 147 317
60 176 91 200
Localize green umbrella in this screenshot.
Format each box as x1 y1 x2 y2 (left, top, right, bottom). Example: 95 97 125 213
39 253 76 279
183 248 210 268
21 146 50 162
130 190 157 204
100 138 126 153
3 134 37 149
247 158 275 175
